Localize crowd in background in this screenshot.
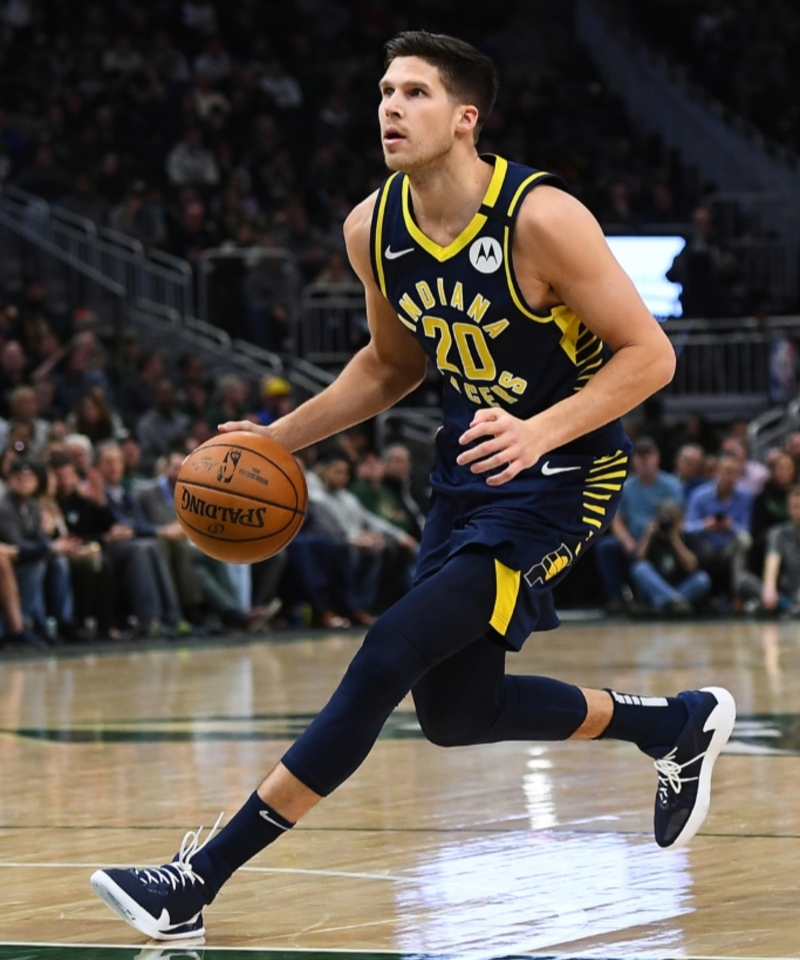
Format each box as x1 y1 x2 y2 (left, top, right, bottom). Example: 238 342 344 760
0 286 427 648
0 284 800 651
0 0 755 342
607 0 800 155
592 419 800 619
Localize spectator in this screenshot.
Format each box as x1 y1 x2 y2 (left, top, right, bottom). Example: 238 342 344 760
258 59 303 110
673 443 706 499
136 379 191 470
50 332 112 418
594 437 683 611
57 172 109 228
64 433 94 482
273 201 333 282
749 450 796 576
109 180 166 247
167 198 220 262
95 441 189 638
102 35 144 77
349 450 421 611
33 377 60 423
0 386 50 456
134 451 206 625
719 436 769 496
12 143 71 202
685 454 754 605
667 207 738 318
785 431 800 474
0 459 77 639
0 540 44 648
0 342 30 417
117 351 164 430
49 453 118 638
205 374 251 427
119 434 149 490
256 377 293 427
166 127 220 189
381 443 427 538
242 240 297 350
194 38 231 84
193 70 230 121
630 499 711 614
0 445 20 495
67 388 122 445
309 453 416 622
739 486 800 615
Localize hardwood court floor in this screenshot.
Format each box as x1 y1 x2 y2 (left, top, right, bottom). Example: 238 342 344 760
1 618 799 960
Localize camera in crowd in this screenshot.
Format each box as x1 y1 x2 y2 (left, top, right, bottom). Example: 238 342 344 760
656 500 683 534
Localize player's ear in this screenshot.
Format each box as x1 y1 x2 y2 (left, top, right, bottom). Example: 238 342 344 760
455 104 479 137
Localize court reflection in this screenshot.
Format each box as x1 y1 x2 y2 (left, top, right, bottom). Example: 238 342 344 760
394 828 692 955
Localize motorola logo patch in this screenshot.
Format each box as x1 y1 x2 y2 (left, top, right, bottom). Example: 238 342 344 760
469 237 502 273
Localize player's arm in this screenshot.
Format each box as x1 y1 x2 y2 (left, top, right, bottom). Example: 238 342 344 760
220 194 428 453
459 187 676 484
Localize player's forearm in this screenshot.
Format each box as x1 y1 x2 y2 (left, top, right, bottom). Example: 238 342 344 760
270 348 423 453
527 342 675 452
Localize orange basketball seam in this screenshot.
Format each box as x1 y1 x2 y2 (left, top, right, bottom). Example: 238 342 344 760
175 479 306 516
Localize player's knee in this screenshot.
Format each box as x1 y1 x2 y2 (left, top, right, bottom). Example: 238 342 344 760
345 621 423 706
415 700 486 748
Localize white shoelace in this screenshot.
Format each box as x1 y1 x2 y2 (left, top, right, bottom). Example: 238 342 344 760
654 748 705 796
139 812 224 889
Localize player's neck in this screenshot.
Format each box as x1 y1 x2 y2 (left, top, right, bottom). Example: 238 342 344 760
406 152 493 246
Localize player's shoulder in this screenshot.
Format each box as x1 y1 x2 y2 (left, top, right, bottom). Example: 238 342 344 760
516 181 596 238
343 190 381 280
344 190 380 247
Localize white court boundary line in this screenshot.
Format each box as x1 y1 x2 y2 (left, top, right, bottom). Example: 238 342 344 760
0 946 793 959
0 861 412 883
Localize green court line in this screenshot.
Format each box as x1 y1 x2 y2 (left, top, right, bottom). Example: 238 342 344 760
1 949 788 960
1 714 799 753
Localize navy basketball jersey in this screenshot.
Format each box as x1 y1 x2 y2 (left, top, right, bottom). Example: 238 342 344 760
370 155 626 495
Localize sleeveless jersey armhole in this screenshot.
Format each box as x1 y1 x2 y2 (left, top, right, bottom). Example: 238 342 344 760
503 173 570 321
369 173 400 297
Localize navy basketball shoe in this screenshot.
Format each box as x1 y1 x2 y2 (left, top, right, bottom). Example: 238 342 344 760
90 815 222 941
653 686 736 849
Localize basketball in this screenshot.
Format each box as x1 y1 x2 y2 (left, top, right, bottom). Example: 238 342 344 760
175 431 307 563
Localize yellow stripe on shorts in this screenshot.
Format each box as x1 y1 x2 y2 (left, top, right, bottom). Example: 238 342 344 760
489 559 521 636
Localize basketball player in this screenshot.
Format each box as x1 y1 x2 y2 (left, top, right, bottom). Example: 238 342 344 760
91 33 735 941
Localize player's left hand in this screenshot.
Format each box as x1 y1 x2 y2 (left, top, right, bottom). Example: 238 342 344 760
457 408 543 486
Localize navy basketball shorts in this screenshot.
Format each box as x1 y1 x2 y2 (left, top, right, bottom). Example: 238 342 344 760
414 448 631 650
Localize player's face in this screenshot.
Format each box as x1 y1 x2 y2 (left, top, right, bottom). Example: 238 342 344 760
378 57 464 172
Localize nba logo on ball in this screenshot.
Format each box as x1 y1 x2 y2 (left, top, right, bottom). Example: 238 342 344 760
469 237 502 273
175 432 307 563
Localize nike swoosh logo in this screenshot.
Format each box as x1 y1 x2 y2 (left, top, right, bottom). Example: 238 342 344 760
157 906 202 930
385 246 414 259
541 461 582 476
259 809 291 829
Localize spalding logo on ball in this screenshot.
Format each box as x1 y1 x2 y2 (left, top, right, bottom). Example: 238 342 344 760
175 431 308 563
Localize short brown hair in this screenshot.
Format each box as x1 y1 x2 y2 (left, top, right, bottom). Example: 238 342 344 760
384 31 499 141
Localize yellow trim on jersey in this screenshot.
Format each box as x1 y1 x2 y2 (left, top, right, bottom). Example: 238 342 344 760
502 171 552 324
400 156 508 262
373 173 400 296
489 559 520 636
586 470 627 482
589 456 628 472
